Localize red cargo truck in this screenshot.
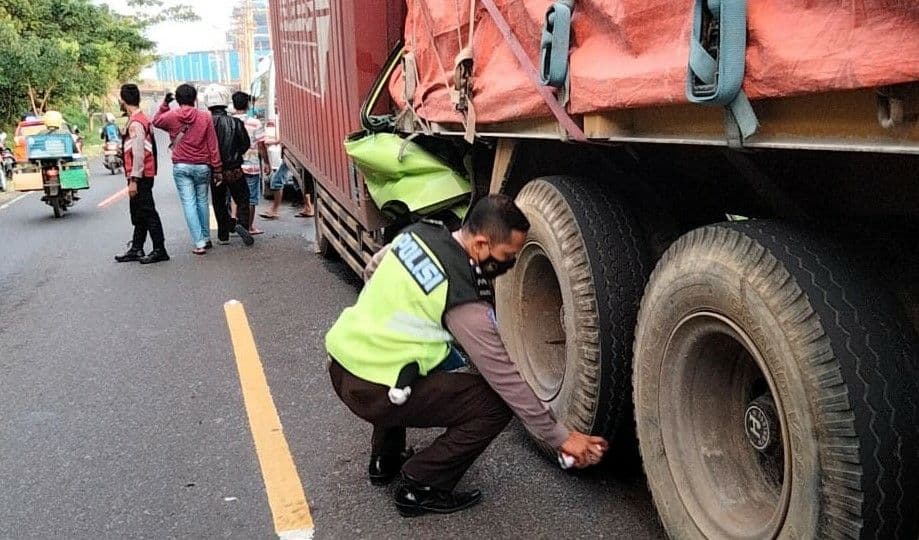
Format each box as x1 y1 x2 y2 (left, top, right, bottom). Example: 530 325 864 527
269 0 405 269
269 1 919 536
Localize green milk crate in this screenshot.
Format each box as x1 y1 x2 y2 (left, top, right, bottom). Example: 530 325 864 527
60 160 90 190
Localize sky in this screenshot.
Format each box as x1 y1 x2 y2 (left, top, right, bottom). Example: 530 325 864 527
99 0 236 55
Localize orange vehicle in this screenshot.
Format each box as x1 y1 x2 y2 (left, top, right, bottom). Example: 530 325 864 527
12 118 45 162
13 116 84 162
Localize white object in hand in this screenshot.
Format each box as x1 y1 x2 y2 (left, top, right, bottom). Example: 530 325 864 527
558 452 576 469
388 386 411 405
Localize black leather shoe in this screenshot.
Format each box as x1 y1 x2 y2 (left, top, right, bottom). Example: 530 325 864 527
235 223 254 246
393 474 482 517
369 448 414 486
204 241 213 250
115 247 144 263
139 249 170 264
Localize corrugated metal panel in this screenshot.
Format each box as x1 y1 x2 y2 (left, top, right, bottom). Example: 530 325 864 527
153 51 244 83
269 0 404 229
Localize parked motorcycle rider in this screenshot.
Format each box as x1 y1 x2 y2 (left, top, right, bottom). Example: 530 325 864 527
0 132 10 191
0 132 13 189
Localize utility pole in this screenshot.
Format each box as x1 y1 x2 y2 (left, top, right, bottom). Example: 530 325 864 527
241 0 255 91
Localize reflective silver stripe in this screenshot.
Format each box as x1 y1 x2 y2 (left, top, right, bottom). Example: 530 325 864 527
387 312 453 342
123 137 153 154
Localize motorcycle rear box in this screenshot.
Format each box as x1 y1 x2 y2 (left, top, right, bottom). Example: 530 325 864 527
60 161 89 190
11 165 42 192
27 133 74 160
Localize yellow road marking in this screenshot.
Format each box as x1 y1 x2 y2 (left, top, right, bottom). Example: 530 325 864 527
224 300 314 539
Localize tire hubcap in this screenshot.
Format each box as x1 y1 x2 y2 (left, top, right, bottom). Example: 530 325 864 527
745 395 779 453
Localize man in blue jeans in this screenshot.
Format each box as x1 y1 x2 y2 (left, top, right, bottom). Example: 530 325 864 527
153 84 223 255
259 161 315 220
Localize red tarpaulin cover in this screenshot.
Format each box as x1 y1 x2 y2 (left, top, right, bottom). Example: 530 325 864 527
390 0 919 124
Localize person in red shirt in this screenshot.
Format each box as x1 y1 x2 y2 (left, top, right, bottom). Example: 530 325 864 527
153 84 223 255
114 84 169 264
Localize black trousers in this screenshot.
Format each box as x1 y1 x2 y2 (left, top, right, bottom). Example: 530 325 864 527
211 174 250 240
130 178 165 251
329 359 512 491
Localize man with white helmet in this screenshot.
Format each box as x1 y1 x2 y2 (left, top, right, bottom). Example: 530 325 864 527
202 83 254 246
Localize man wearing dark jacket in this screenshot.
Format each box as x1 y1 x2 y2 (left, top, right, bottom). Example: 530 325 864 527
202 84 254 246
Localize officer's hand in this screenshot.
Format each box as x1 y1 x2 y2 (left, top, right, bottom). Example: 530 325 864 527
560 431 608 468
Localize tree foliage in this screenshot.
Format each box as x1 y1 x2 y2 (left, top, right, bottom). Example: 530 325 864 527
126 0 199 26
0 0 198 129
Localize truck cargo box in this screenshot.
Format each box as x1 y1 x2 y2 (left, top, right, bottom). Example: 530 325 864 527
268 0 405 229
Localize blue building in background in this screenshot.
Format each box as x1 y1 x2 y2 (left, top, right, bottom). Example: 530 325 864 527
154 50 241 84
150 0 273 85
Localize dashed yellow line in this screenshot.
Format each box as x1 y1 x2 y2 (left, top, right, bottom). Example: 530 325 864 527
224 300 314 539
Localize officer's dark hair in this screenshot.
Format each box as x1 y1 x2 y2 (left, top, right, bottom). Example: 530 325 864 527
120 84 141 107
232 91 251 112
463 194 530 243
175 84 197 106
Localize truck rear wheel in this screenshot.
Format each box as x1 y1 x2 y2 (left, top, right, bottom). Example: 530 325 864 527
633 221 919 539
495 176 650 454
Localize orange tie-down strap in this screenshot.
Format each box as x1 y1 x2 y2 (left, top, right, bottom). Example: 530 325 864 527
479 0 587 142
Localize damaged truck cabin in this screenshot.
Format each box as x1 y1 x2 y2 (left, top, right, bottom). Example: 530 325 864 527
268 1 919 537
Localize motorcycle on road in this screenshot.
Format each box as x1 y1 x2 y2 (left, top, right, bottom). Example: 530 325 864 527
102 141 123 175
12 129 90 218
0 132 13 191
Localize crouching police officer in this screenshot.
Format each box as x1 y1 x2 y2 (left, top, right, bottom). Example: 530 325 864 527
325 194 608 517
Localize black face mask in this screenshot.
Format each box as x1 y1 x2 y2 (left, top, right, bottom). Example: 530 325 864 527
480 256 516 279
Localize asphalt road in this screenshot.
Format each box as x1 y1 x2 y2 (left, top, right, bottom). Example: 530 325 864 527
0 151 665 539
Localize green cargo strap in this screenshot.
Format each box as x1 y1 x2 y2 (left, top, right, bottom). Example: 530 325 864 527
686 0 759 144
539 0 574 88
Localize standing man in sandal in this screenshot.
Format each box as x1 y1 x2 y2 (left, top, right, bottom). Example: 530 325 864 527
231 91 269 236
114 84 169 264
326 195 608 517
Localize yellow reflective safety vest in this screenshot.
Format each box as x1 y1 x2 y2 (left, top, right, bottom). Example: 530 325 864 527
325 222 490 387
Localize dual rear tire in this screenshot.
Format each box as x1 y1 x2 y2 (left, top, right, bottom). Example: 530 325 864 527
499 177 919 537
